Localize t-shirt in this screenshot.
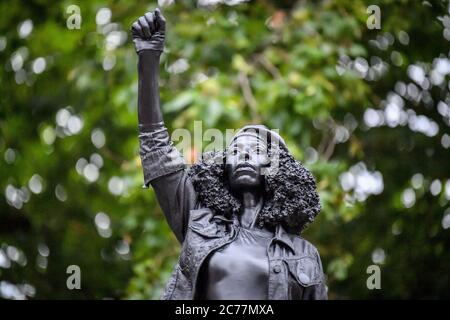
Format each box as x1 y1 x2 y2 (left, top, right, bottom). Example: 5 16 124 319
200 226 273 300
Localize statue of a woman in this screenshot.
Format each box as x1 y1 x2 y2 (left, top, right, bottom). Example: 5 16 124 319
131 9 327 300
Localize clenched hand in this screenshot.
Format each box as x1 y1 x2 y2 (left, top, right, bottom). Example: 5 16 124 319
131 8 166 53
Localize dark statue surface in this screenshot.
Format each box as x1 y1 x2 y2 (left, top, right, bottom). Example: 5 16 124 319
131 9 327 300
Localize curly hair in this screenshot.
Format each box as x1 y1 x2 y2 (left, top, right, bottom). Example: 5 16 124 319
187 145 321 234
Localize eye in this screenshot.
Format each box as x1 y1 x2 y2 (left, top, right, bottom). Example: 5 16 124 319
254 146 266 155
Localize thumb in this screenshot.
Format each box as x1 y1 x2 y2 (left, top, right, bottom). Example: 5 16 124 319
155 7 166 30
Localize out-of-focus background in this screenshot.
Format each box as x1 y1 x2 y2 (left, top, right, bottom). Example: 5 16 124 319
1 0 449 299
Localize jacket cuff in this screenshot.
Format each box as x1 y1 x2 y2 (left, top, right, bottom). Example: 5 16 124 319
139 128 185 187
140 145 185 187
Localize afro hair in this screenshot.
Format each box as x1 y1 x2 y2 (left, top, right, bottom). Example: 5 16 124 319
187 145 321 234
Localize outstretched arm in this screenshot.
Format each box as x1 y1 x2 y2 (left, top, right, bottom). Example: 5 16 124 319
131 9 197 243
131 9 165 128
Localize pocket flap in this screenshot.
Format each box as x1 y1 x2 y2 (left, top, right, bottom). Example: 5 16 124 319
285 256 322 287
189 221 224 238
188 209 223 238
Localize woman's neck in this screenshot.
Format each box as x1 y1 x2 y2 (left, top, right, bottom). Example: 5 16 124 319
239 191 263 229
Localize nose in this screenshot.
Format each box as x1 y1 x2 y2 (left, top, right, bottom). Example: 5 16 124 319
238 148 251 162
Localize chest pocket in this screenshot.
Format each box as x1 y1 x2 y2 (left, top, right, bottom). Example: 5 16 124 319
189 221 224 238
285 255 322 287
187 209 231 239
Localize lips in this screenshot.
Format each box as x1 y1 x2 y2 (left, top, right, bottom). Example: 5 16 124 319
234 163 256 173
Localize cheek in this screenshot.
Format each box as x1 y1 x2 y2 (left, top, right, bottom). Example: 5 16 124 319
224 162 236 184
224 158 234 172
255 170 264 183
253 154 270 168
225 154 237 166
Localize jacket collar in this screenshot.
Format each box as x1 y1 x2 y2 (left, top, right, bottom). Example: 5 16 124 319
274 224 296 253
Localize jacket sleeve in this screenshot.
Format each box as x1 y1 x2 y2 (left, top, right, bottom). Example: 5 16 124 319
304 281 328 300
139 124 197 243
303 251 328 300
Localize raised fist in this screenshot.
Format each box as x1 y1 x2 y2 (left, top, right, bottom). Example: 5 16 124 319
131 8 166 53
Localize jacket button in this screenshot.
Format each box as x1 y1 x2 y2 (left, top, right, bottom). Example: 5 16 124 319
298 272 310 284
273 265 282 273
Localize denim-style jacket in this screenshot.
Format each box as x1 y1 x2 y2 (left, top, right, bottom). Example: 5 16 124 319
139 125 328 300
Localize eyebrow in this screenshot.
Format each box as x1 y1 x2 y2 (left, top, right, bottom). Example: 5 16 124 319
231 141 268 149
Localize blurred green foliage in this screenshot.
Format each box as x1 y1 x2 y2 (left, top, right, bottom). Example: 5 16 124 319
0 0 449 299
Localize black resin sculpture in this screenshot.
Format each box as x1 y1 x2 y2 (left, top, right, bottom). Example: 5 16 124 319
131 9 327 300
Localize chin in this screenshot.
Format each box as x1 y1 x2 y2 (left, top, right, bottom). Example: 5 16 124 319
230 174 261 191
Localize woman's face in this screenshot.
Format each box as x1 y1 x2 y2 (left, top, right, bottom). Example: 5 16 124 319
225 135 270 194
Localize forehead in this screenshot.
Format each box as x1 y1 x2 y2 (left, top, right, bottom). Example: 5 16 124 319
229 135 268 148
